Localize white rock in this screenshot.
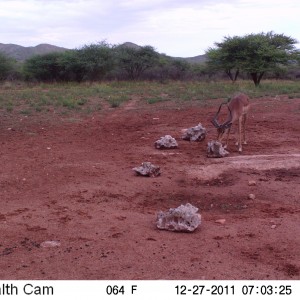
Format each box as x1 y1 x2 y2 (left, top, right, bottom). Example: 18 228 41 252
215 219 226 225
154 135 178 149
182 123 207 142
133 162 161 177
156 203 201 232
248 180 257 186
40 241 61 248
207 141 229 158
248 193 256 200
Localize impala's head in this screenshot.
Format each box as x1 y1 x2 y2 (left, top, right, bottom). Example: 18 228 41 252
211 103 233 140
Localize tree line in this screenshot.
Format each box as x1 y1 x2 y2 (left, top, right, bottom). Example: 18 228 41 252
0 32 299 86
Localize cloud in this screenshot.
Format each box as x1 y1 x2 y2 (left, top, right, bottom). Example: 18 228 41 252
0 0 299 56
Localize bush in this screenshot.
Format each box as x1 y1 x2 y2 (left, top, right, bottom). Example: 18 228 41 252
23 42 115 82
0 52 16 81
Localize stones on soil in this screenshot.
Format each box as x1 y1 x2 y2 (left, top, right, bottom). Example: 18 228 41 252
40 241 61 248
156 203 201 232
248 180 257 186
207 141 229 158
182 123 207 142
248 193 256 200
132 162 161 177
154 135 178 149
215 219 226 225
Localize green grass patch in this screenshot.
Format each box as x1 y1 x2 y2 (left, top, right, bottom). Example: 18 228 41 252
19 109 32 115
147 96 164 104
1 80 300 114
107 93 130 108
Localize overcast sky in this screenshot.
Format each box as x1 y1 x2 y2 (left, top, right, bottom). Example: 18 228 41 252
1 0 299 57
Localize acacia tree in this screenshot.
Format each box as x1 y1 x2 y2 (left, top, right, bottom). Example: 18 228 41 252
206 36 244 82
206 32 299 86
241 32 299 85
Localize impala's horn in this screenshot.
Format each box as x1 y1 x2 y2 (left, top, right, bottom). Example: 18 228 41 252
221 105 233 129
211 102 225 128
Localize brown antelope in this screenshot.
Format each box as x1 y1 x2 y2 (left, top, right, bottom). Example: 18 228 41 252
211 93 250 153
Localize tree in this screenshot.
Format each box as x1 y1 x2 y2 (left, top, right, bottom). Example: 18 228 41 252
0 52 16 81
116 45 159 80
154 55 172 82
206 32 299 86
23 52 64 82
23 42 115 82
241 32 299 86
206 36 244 82
75 42 115 81
57 50 86 82
169 59 190 80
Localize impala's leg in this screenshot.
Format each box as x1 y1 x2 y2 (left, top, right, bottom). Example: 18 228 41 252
224 125 231 149
242 113 247 145
238 117 242 153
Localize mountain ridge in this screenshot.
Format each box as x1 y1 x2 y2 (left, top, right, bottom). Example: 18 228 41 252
0 42 207 63
0 43 68 61
119 42 207 63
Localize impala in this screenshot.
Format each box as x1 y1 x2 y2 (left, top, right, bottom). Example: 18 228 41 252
211 93 250 153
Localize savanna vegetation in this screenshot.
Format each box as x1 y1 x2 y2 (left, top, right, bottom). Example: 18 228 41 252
1 32 299 84
206 32 300 86
1 80 300 116
1 32 300 115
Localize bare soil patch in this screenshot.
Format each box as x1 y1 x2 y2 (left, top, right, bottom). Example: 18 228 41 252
0 96 299 280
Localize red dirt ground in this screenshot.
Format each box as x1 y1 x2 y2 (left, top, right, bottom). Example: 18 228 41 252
0 95 299 280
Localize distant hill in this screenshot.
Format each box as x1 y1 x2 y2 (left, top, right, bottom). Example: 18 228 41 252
0 43 68 61
118 42 142 50
174 54 207 64
119 42 207 64
0 41 207 63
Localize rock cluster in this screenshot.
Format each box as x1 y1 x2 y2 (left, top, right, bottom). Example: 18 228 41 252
132 162 161 177
207 140 229 158
154 135 178 149
156 203 201 232
182 123 207 142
